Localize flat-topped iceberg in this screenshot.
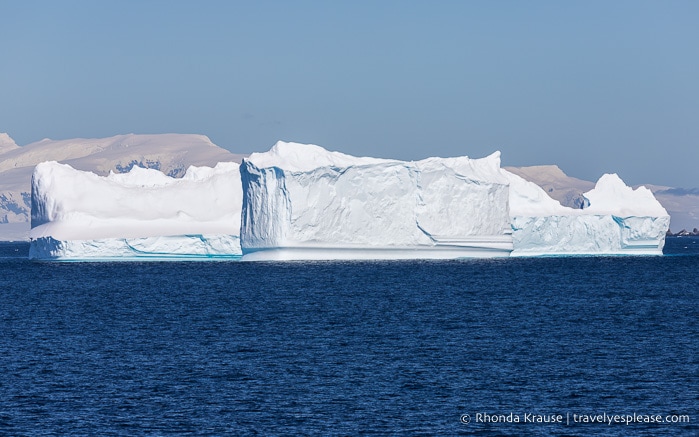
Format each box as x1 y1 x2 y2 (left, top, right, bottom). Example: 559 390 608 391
240 142 513 260
27 140 670 260
505 171 670 255
241 142 669 259
29 161 242 260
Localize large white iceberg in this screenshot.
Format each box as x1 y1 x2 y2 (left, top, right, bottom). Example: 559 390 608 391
0 132 244 241
27 140 670 260
505 171 670 255
241 142 669 260
29 161 242 260
240 142 514 260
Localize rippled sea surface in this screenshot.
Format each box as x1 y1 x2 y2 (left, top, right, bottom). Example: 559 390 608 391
1 238 698 436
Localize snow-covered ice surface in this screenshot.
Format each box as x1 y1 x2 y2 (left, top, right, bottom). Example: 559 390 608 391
505 172 670 256
240 142 513 260
29 161 242 260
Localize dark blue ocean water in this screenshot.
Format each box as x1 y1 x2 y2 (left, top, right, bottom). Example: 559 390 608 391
1 238 697 436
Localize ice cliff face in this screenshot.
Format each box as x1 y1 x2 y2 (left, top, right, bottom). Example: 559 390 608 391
29 161 242 259
505 172 670 255
240 142 513 260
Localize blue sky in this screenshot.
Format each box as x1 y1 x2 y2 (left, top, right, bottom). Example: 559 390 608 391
1 1 697 187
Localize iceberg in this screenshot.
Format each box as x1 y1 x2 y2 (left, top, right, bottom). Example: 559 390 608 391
0 132 244 241
239 142 513 260
27 140 670 261
240 142 669 259
29 161 242 260
505 172 670 255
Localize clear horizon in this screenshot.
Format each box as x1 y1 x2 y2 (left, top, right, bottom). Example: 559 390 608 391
1 1 697 188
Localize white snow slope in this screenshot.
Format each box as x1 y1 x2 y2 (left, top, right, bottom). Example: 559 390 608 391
29 161 242 260
240 142 513 260
0 133 244 240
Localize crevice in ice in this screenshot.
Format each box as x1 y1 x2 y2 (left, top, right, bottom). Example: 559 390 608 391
612 215 629 229
453 175 482 185
416 221 437 243
580 196 591 209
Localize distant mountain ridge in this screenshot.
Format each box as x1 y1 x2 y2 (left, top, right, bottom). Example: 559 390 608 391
0 133 20 154
0 133 245 240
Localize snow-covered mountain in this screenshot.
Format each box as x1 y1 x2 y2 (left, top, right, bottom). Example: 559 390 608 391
0 133 19 155
0 133 245 240
647 189 699 234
